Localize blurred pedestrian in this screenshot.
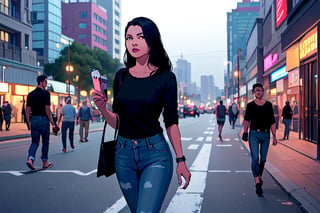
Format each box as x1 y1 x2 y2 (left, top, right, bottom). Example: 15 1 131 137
93 17 191 213
228 103 234 126
25 75 58 170
77 100 92 142
216 100 226 140
281 101 293 140
273 103 279 129
2 101 12 131
231 101 239 129
242 83 278 196
0 105 3 131
55 103 63 127
58 96 76 152
22 100 30 130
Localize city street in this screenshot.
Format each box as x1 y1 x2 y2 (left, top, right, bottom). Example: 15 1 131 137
0 114 303 213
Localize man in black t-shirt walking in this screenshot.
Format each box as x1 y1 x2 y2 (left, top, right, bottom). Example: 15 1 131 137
25 75 58 170
242 83 278 196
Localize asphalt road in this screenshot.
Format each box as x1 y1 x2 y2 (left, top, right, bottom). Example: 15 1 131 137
0 114 303 213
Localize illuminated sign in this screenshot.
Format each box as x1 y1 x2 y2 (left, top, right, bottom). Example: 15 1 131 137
276 0 287 28
270 66 288 83
0 82 8 92
299 27 317 60
264 53 278 71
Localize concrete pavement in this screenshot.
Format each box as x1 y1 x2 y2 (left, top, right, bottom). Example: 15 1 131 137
1 120 320 213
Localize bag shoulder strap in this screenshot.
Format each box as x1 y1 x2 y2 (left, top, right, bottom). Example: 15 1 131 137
101 115 119 145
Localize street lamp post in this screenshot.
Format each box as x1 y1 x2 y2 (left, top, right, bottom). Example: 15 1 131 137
236 48 241 102
65 41 73 97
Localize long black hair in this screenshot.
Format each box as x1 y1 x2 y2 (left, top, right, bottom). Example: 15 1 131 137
123 17 172 72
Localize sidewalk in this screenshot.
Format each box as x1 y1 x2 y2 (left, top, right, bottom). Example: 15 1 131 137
1 121 320 212
0 122 104 142
236 119 320 213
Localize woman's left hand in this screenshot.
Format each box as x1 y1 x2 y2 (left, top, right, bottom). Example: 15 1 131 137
176 162 191 189
92 91 108 111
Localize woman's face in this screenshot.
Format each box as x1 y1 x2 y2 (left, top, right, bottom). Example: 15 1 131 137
125 25 150 59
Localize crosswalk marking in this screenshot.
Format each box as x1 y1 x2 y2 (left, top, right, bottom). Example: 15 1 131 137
166 144 212 212
205 136 212 142
203 131 213 135
188 144 199 150
196 137 204 141
216 144 232 147
103 197 126 213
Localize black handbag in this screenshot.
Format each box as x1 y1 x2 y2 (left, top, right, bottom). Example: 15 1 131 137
97 116 119 178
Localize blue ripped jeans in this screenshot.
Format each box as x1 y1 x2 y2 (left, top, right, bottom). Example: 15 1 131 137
248 130 270 177
115 133 173 213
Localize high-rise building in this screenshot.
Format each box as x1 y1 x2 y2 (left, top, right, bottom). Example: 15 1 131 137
0 0 41 122
96 0 121 60
200 75 215 104
32 0 62 66
174 56 191 96
62 1 108 52
225 0 260 99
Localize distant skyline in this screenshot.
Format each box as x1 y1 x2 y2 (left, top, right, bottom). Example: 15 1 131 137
120 0 241 89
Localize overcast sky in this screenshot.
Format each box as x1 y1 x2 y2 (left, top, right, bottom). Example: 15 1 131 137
120 0 241 89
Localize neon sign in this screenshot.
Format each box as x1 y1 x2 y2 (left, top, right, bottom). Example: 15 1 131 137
276 0 287 28
299 27 317 60
270 66 288 83
264 53 278 71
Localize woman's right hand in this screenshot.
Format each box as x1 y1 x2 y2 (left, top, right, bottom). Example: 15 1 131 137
92 91 108 111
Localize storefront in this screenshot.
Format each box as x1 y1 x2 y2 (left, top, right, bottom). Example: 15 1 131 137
281 0 320 160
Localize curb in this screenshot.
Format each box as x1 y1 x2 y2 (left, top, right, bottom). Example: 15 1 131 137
237 133 320 213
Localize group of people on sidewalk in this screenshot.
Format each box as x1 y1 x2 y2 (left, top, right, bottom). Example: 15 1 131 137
57 98 93 153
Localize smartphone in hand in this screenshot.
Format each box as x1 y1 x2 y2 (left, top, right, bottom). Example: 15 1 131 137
91 69 101 93
100 76 108 97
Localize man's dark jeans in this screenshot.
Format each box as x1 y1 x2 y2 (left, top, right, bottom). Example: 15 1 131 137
28 116 50 162
61 121 75 149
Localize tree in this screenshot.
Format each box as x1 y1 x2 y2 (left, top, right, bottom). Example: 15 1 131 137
44 42 122 99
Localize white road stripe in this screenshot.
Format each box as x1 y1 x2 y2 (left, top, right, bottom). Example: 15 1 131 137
188 144 199 150
196 137 204 141
222 138 231 141
208 170 231 173
181 137 193 141
216 144 232 147
205 136 212 142
103 196 126 213
203 131 213 135
166 144 212 213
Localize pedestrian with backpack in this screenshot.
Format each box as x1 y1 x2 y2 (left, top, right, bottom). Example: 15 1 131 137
216 100 226 140
77 100 92 142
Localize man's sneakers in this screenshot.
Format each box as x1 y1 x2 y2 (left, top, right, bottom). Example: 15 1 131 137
62 148 67 153
26 159 35 170
42 161 53 169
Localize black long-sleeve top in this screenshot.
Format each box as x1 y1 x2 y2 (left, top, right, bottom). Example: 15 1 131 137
244 101 275 130
112 68 178 139
282 105 293 119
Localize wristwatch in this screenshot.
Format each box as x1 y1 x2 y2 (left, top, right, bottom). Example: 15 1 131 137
176 155 186 163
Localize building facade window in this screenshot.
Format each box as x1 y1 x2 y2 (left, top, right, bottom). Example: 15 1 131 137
79 23 87 29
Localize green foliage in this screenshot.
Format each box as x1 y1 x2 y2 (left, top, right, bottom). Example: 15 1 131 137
44 42 122 95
